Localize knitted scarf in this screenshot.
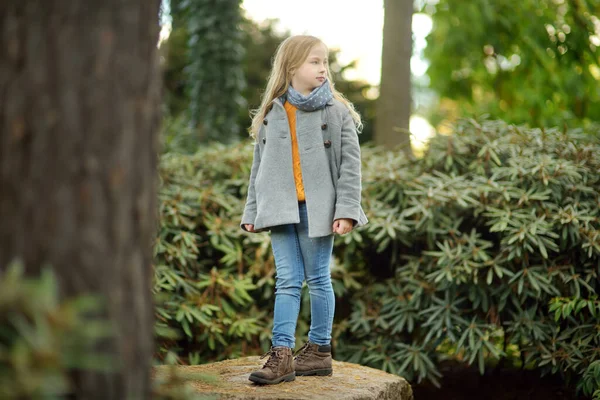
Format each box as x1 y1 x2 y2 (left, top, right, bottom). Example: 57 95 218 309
283 79 333 111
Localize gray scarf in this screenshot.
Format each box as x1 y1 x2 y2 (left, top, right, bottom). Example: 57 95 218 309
282 79 333 111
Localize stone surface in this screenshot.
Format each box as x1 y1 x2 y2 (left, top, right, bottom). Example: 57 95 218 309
152 356 413 400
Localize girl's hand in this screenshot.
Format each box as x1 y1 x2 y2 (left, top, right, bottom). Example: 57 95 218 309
244 224 256 232
333 218 353 235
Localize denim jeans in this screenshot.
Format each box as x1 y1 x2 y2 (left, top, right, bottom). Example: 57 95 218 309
270 201 335 348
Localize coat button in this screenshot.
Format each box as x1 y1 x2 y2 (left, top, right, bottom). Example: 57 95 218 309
324 140 332 148
263 119 268 125
262 138 266 144
321 123 327 130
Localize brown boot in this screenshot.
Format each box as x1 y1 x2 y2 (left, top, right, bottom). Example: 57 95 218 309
249 346 295 385
293 341 333 376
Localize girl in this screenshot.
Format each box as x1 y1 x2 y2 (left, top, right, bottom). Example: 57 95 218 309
240 35 368 385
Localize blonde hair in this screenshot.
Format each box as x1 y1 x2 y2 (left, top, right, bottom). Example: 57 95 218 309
249 35 362 139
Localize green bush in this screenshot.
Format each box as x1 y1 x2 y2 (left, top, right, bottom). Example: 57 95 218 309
154 118 599 397
549 296 600 399
0 259 115 399
336 119 600 398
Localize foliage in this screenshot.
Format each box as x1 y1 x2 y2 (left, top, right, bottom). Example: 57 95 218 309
154 118 600 397
160 113 202 155
335 118 600 396
549 296 600 398
169 0 246 144
422 0 600 129
0 259 115 399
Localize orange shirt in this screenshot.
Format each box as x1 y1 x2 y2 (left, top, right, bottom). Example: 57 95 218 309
283 101 305 201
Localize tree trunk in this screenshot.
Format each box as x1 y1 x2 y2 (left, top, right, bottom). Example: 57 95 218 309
376 0 414 155
0 1 162 398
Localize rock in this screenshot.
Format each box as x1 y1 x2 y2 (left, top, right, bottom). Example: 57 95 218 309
152 356 413 400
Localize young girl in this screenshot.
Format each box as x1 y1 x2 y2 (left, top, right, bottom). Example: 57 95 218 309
240 35 368 385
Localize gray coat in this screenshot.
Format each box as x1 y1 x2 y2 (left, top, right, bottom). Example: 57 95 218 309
240 97 368 238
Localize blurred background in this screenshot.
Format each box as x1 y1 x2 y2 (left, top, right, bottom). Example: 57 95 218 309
158 0 600 155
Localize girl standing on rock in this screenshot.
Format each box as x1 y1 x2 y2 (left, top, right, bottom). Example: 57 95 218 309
240 34 368 385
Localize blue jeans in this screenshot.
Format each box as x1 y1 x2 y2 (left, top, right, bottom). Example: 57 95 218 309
270 201 335 348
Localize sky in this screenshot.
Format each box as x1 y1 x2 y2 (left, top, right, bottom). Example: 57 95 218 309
241 0 433 86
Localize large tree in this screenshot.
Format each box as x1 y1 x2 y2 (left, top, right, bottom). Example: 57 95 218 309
0 1 161 398
375 0 414 154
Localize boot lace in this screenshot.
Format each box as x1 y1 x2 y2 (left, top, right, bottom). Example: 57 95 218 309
260 347 285 370
293 342 311 362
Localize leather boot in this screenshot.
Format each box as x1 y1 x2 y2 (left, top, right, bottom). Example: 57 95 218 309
249 346 295 384
293 341 333 376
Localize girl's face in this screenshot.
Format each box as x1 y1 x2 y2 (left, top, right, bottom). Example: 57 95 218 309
290 43 328 96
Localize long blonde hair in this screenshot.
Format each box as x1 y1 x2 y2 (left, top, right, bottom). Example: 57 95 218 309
249 35 362 139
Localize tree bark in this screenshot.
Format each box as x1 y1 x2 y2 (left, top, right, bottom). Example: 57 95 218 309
0 1 162 398
376 0 414 155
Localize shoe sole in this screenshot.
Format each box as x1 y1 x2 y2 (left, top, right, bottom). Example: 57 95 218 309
295 369 333 376
249 372 296 385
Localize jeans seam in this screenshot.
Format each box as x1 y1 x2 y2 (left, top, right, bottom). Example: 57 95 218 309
294 224 303 285
321 242 329 346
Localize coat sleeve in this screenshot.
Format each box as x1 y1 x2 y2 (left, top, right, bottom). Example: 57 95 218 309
333 110 363 226
240 141 261 231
